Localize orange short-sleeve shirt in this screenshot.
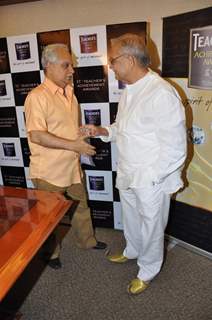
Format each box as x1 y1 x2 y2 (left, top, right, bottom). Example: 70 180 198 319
24 77 82 187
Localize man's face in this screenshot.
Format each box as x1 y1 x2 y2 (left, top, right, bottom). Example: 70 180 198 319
46 47 74 88
109 44 131 83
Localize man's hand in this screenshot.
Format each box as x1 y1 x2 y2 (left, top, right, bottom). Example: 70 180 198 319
29 130 96 156
73 136 96 156
79 125 109 137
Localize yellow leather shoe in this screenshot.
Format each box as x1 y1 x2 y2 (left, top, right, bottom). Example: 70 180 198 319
128 278 149 295
107 253 128 263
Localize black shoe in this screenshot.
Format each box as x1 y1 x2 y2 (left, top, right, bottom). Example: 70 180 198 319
47 257 62 269
93 241 107 250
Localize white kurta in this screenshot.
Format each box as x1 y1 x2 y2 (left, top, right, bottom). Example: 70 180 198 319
101 69 187 281
102 69 186 192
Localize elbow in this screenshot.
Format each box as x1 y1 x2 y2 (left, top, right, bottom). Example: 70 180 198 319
29 131 40 144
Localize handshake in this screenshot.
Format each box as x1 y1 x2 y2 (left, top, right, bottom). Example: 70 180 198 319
79 125 109 138
79 125 101 137
76 125 109 157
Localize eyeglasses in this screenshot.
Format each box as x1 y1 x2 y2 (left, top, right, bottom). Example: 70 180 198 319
109 54 126 65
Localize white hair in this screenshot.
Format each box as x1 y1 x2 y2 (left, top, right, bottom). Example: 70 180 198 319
41 43 69 69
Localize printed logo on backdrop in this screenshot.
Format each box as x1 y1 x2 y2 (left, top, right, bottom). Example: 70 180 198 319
0 74 15 107
187 125 206 145
7 34 40 73
81 103 110 126
1 166 26 188
108 67 126 102
20 138 30 167
0 107 19 137
85 170 113 201
70 25 107 67
81 139 112 171
73 66 108 103
0 38 10 74
37 30 71 69
0 138 23 167
109 103 118 124
88 200 114 228
12 71 41 106
189 26 212 90
113 201 123 230
16 106 26 137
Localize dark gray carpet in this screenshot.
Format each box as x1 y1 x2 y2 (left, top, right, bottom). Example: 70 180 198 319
19 227 212 320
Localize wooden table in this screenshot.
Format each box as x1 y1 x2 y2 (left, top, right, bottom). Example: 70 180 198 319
0 186 72 302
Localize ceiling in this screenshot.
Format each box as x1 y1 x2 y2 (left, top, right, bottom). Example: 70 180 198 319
0 0 41 6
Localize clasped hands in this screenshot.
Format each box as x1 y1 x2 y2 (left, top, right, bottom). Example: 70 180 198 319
76 125 99 156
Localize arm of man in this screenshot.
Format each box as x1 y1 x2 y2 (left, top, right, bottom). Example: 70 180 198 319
25 91 95 156
29 130 96 156
150 89 187 184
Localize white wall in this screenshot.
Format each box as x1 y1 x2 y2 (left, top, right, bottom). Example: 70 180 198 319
0 0 211 63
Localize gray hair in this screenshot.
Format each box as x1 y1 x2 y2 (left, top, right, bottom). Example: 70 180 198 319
41 43 69 69
111 33 150 67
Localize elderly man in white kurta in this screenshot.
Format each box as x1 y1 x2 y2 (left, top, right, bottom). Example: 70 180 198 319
81 33 187 295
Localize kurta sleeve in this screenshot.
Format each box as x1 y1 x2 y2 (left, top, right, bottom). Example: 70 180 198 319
150 89 187 184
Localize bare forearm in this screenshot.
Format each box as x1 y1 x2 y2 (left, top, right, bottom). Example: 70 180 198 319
28 130 96 156
29 131 76 150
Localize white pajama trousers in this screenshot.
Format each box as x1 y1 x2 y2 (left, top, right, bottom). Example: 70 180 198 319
119 185 171 282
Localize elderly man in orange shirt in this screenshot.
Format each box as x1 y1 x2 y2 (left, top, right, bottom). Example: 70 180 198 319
24 43 107 269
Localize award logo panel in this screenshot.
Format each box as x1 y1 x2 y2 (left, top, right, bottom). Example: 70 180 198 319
89 200 114 228
16 106 26 137
0 38 10 74
1 166 26 188
37 29 71 69
82 138 111 171
70 25 107 67
73 65 108 103
80 102 110 126
112 171 120 202
109 103 118 124
113 201 123 230
12 71 41 106
0 107 19 137
0 74 15 107
0 137 23 167
189 26 212 90
85 170 113 201
108 67 126 102
7 34 40 73
20 137 30 167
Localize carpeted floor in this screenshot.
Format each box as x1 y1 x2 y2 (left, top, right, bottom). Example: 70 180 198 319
2 227 212 320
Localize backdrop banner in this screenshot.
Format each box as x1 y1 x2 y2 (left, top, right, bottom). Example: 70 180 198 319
189 25 212 90
0 22 147 231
